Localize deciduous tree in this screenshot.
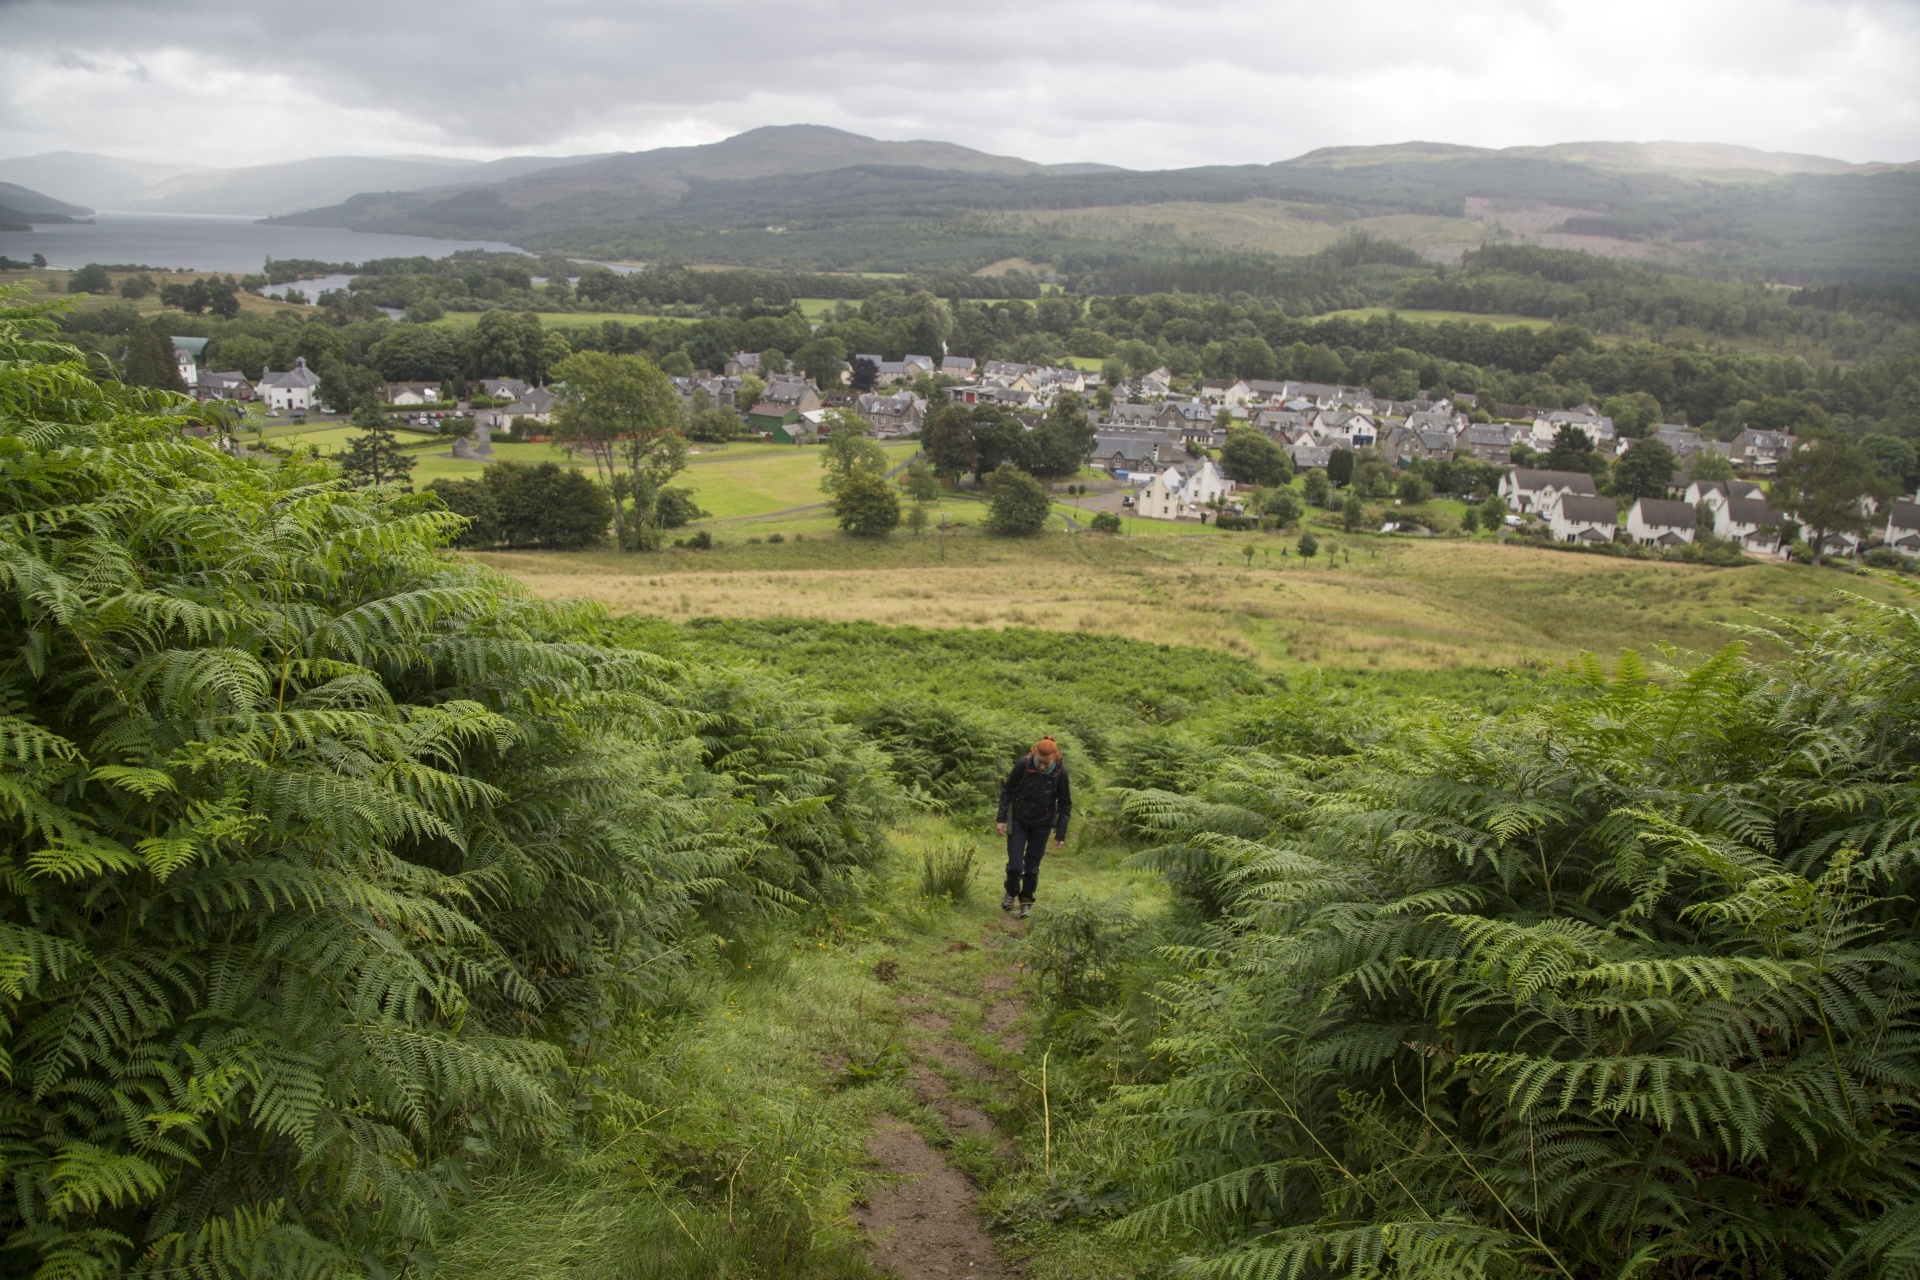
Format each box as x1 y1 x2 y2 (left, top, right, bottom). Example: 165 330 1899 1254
986 463 1051 536
1772 437 1889 564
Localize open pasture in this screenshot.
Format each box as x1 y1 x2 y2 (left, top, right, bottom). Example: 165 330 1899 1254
475 529 1908 673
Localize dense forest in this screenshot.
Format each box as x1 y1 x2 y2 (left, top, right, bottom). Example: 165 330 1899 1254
69 245 1920 445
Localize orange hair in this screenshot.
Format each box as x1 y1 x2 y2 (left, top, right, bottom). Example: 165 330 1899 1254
1033 736 1060 761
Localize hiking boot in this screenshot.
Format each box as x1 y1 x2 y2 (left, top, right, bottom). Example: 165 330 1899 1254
1017 901 1033 920
1000 894 1015 912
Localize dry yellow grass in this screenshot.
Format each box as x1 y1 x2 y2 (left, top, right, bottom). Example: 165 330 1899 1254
473 530 1910 672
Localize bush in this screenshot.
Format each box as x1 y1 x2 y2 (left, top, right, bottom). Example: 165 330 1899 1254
987 462 1052 536
1102 626 1920 1277
1090 510 1122 533
857 700 1020 812
1297 530 1319 557
1215 513 1256 531
674 529 713 549
831 464 902 537
655 484 711 528
1865 546 1914 572
430 460 611 549
1026 894 1145 1010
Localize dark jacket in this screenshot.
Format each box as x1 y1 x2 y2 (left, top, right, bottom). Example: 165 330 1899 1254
998 754 1072 839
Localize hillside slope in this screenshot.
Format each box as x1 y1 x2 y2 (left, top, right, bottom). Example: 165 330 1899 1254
0 181 92 219
267 130 1920 282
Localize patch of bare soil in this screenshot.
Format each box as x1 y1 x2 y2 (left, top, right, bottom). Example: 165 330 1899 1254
984 999 1026 1053
909 1011 953 1032
922 1038 992 1080
858 1118 1020 1279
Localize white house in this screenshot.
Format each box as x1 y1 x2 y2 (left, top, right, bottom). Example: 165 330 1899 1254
170 336 208 387
1501 467 1598 514
1530 408 1615 453
1200 378 1251 406
257 356 320 413
1133 459 1231 521
1717 496 1789 557
1884 501 1920 556
385 382 441 406
1548 495 1620 545
1625 498 1698 546
1683 478 1764 525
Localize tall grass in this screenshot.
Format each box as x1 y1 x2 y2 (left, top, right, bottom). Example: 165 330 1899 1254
918 839 980 902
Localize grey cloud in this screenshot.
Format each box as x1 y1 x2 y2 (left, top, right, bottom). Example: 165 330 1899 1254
1 0 1917 166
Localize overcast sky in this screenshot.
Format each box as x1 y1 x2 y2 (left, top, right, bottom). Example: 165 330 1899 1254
2 0 1917 169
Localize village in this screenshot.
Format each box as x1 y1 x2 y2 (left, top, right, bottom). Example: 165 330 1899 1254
163 334 1920 563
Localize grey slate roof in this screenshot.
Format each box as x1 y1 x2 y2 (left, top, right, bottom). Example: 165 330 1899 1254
1556 496 1619 524
1636 499 1698 529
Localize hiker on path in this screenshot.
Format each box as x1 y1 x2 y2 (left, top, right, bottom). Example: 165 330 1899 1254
997 737 1072 919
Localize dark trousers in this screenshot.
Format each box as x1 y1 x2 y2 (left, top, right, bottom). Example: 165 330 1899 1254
1004 821 1051 902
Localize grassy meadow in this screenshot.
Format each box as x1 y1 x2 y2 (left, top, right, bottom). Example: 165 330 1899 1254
475 526 1908 671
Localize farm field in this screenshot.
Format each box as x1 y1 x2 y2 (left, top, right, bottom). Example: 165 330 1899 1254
677 440 920 519
0 269 307 319
474 528 1906 672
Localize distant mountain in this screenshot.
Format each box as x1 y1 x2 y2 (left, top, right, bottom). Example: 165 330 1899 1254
1276 139 1906 176
268 124 1077 232
0 152 201 211
118 153 616 216
264 126 1920 282
0 150 610 216
0 181 92 218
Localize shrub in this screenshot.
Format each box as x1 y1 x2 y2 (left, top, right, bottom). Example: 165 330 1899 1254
1025 894 1144 1010
1090 510 1122 533
1297 530 1319 557
987 462 1052 536
857 700 1019 812
674 529 713 549
831 463 902 537
1106 627 1920 1277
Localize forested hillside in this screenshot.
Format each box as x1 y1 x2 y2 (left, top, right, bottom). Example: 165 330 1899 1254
269 132 1920 284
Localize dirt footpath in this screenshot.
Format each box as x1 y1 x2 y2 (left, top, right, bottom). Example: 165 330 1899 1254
858 1119 1018 1279
856 915 1032 1278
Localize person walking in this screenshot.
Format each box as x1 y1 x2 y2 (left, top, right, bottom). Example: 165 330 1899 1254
997 736 1071 919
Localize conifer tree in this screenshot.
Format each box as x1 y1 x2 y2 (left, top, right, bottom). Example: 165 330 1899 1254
122 320 186 391
338 404 417 489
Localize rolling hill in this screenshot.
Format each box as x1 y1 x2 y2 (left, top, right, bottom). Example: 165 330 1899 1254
0 150 609 216
0 181 93 229
267 128 1920 284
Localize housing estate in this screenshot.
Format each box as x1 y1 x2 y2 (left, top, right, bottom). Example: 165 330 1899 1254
1625 498 1698 546
1500 467 1598 515
1548 495 1621 545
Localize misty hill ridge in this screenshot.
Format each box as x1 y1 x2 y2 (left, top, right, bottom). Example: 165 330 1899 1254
1283 139 1910 175
0 181 92 218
